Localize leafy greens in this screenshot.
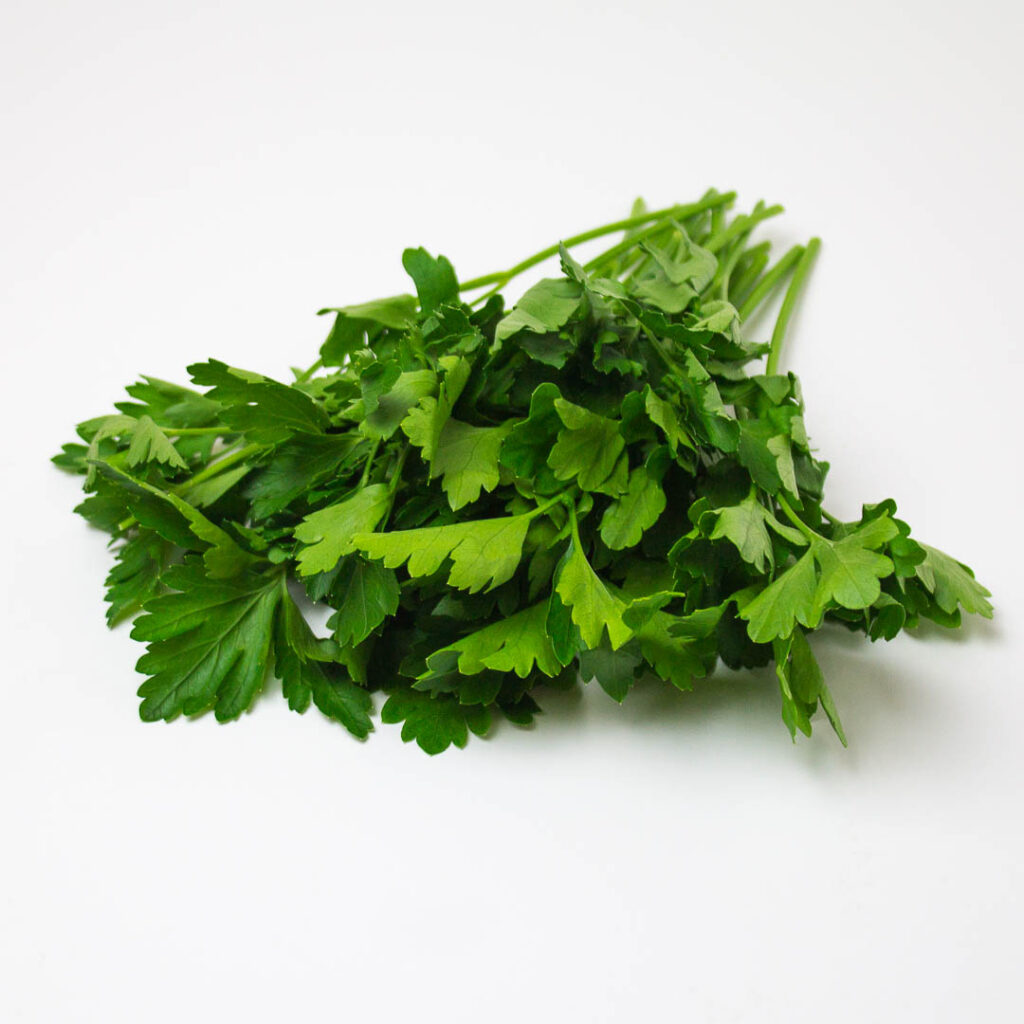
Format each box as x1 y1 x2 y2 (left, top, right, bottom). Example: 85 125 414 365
54 190 992 751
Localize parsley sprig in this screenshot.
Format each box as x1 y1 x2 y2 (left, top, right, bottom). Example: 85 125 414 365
54 191 992 752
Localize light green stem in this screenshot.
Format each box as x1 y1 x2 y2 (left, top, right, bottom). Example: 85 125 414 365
180 443 262 490
737 244 805 321
296 357 323 383
705 203 783 254
766 238 821 375
776 494 818 542
458 191 737 292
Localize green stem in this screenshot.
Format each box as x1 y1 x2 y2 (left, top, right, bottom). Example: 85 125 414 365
714 204 765 297
640 323 682 376
295 357 323 383
180 443 263 490
162 426 230 436
766 238 821 376
728 242 771 305
458 191 736 292
776 493 818 542
737 244 805 321
567 501 583 545
386 444 410 493
705 203 783 254
360 438 382 487
710 202 726 238
531 491 572 521
583 218 681 276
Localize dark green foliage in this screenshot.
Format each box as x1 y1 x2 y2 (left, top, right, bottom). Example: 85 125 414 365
54 192 991 751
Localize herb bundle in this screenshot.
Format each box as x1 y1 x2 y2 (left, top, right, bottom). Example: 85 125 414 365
54 191 992 752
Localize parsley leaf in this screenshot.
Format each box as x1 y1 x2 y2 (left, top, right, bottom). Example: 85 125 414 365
132 562 281 722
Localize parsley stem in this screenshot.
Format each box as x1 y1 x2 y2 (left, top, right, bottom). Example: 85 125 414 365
737 244 805 322
776 493 818 542
387 444 410 493
583 217 683 276
728 242 772 306
766 238 820 376
530 492 571 520
566 501 583 545
714 203 766 297
458 192 737 292
705 203 782 254
360 438 382 487
163 426 228 436
182 443 262 489
296 358 323 383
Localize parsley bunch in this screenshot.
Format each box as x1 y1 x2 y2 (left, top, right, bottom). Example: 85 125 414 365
54 191 992 752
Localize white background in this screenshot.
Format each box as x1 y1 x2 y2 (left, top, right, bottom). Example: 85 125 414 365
2 1 1022 1020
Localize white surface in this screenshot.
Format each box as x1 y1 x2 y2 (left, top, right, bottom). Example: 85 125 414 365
2 1 1022 1021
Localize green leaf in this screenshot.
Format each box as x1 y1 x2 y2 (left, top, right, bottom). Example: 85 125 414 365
915 544 993 618
689 299 739 333
294 484 393 576
93 462 258 578
355 512 535 593
273 592 373 737
423 602 561 679
499 382 563 488
124 415 187 471
548 398 626 495
740 552 819 643
402 247 459 314
361 369 436 439
430 420 511 510
247 433 362 519
790 629 846 745
188 360 328 443
644 386 694 453
381 689 491 754
325 557 401 647
810 519 897 616
631 608 707 690
494 278 583 343
554 535 632 650
132 563 282 722
773 630 846 745
400 357 471 463
578 646 641 702
737 420 789 494
599 467 666 550
675 352 739 451
318 294 418 364
707 494 774 573
772 635 813 739
104 532 168 626
545 589 581 666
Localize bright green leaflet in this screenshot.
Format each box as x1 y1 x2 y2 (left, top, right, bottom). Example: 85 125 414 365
555 512 632 650
294 484 393 577
599 468 667 550
354 511 540 594
423 602 561 679
493 278 582 343
916 545 993 617
548 398 626 495
430 420 511 510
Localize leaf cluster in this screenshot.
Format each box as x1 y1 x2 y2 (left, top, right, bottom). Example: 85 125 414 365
54 192 992 751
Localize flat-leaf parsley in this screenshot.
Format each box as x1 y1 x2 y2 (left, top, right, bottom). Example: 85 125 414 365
55 191 992 751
